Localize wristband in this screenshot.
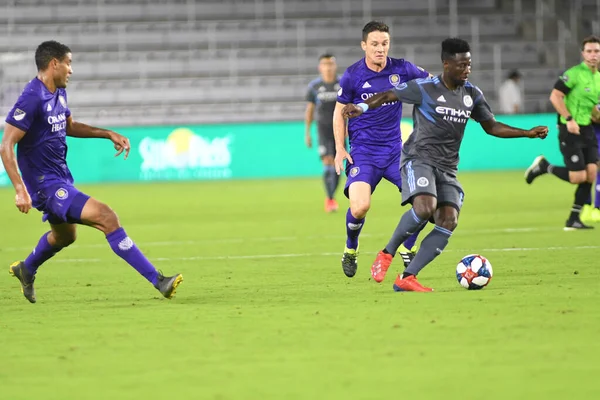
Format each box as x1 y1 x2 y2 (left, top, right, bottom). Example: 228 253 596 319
357 103 369 113
565 115 573 121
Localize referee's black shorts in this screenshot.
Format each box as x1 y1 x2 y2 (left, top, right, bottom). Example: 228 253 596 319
558 123 599 171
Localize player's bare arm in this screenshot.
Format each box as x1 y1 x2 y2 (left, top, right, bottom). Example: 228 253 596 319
550 88 580 134
341 90 399 119
0 123 32 213
480 119 548 139
66 116 131 159
304 102 315 148
333 101 353 175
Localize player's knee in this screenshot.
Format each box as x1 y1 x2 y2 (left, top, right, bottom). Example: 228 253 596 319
96 203 121 233
322 156 335 166
569 173 586 184
412 198 436 220
54 232 77 248
437 215 458 231
350 200 370 219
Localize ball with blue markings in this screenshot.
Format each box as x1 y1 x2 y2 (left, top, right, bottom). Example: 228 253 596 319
456 254 493 290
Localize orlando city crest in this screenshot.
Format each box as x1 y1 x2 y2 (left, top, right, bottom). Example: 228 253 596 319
389 74 400 87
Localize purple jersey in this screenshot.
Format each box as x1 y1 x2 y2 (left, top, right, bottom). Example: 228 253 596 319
337 57 429 162
5 77 73 194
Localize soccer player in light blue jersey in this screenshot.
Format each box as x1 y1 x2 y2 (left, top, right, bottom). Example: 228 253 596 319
343 38 548 291
1 41 183 303
333 21 430 280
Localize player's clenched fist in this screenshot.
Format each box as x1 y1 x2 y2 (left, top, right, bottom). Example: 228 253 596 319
342 104 365 119
526 126 549 139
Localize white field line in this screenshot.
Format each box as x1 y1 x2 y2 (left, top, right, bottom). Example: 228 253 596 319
48 245 600 264
0 226 558 253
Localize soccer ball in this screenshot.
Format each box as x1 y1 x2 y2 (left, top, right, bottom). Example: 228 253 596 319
456 254 493 290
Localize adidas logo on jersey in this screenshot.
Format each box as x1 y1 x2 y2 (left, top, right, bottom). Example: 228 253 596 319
437 95 446 102
46 103 52 111
362 82 372 89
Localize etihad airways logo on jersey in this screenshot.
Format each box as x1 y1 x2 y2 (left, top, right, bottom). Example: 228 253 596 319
48 113 67 133
435 106 471 123
360 92 397 107
317 92 338 102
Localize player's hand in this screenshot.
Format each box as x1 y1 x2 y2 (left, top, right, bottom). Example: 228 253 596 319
334 147 353 175
109 131 131 159
526 126 549 139
15 187 32 214
566 120 580 135
342 104 364 119
305 134 312 148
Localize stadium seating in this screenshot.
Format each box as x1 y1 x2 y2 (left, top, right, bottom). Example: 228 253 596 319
0 0 594 126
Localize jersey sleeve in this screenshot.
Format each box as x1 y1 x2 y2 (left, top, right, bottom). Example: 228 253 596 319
337 70 354 104
4 92 40 132
305 84 316 103
554 68 576 94
471 86 495 122
391 80 423 105
404 60 430 80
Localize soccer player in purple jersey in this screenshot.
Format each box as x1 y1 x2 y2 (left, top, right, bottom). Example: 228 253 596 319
333 21 431 280
0 41 183 303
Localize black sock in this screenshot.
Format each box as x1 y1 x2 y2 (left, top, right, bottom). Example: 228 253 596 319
382 248 391 255
402 272 414 279
570 183 592 220
548 165 570 182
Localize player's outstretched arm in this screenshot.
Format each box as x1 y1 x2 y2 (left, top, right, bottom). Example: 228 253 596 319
66 116 131 159
341 90 399 119
0 123 32 213
480 118 548 139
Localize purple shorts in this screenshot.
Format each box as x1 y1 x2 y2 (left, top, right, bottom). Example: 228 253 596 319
343 152 402 198
31 184 91 225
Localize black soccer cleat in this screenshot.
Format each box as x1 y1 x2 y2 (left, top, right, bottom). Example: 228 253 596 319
525 155 549 184
9 261 36 303
341 246 359 278
154 271 183 299
564 219 595 231
398 244 417 268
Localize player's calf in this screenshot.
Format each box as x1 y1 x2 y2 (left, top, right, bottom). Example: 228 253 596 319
80 197 183 296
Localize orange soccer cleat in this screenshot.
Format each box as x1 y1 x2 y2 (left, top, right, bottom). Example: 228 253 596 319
370 251 393 283
325 198 339 213
392 274 433 292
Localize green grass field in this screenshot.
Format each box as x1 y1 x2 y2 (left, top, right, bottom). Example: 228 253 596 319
1 171 599 400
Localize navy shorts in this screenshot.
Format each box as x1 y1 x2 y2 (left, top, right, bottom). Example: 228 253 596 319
31 184 91 224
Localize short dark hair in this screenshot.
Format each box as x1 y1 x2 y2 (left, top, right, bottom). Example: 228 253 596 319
581 35 600 50
362 21 389 42
508 69 521 80
319 53 335 61
441 37 471 61
35 40 71 71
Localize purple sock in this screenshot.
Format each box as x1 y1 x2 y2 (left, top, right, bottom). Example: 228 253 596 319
346 208 365 250
24 232 62 275
106 227 159 285
596 176 600 208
